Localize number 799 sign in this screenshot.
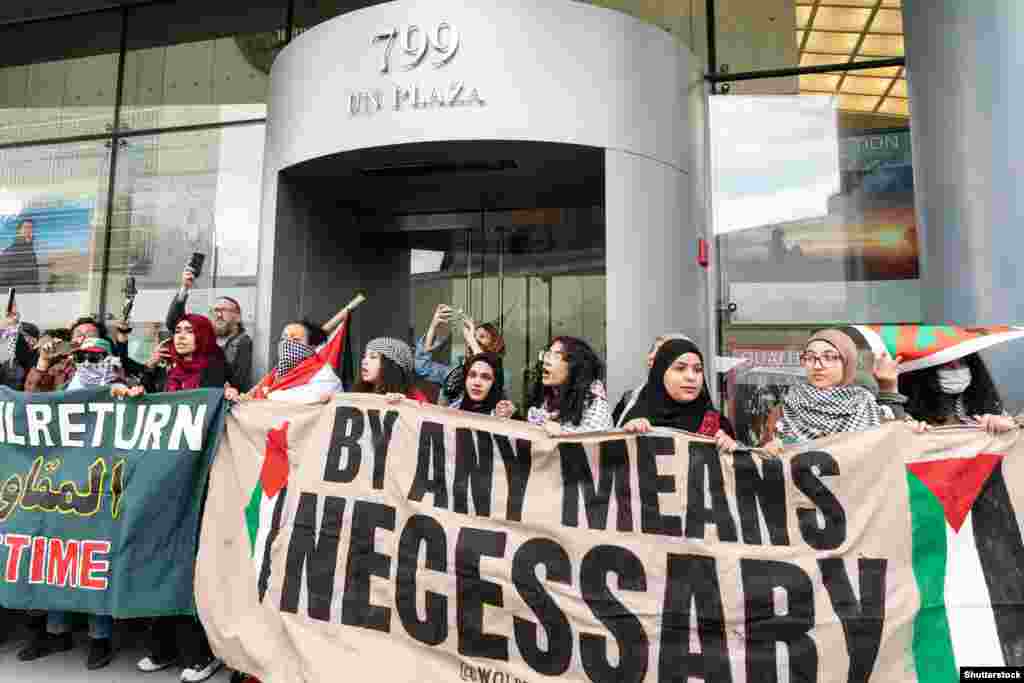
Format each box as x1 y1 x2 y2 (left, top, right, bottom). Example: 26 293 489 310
373 23 460 74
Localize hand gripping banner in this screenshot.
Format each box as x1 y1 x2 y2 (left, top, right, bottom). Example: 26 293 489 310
196 395 1024 683
0 386 226 617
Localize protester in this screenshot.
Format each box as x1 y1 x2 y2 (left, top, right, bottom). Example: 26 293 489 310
767 328 906 446
354 337 430 402
228 300 354 403
0 311 39 390
899 353 1016 433
114 315 225 681
16 338 123 670
168 266 253 392
416 304 508 405
612 332 692 426
26 316 142 392
448 352 515 417
620 338 738 452
526 336 612 434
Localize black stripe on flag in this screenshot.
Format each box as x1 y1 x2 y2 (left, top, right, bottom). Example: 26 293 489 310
972 463 1024 666
258 485 288 604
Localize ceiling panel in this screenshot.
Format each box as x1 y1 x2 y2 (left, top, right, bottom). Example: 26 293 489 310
795 1 909 119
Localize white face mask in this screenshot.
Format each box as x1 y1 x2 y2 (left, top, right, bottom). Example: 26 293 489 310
937 366 972 395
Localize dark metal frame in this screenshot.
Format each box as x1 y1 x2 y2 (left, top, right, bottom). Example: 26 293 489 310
704 0 905 86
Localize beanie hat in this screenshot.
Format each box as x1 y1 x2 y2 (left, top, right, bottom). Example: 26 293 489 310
806 328 858 386
365 337 414 379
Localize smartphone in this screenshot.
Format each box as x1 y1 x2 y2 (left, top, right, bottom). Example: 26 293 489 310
187 252 206 279
158 330 172 344
6 288 14 316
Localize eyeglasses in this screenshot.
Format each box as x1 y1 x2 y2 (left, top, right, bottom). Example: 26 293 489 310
210 306 239 316
538 350 567 363
799 351 843 367
74 351 108 364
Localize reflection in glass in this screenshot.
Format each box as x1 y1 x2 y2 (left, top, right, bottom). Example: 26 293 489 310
106 124 264 362
0 13 121 144
0 141 110 330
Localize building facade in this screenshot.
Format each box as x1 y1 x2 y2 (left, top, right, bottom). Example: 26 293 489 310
0 0 1018 431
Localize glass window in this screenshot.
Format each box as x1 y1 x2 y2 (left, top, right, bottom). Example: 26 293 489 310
0 13 122 144
0 139 111 331
104 124 264 362
710 91 915 440
120 2 285 130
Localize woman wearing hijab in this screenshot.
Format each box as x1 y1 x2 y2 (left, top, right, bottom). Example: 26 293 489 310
768 328 904 446
526 336 612 435
620 338 738 452
612 332 691 427
115 315 225 682
448 352 516 417
898 353 1016 433
354 337 430 403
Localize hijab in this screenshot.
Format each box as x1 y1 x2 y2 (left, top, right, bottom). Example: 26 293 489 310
623 339 716 433
166 314 224 392
776 329 882 443
457 353 504 415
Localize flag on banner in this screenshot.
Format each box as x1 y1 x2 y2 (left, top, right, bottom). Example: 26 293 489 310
252 317 350 402
851 324 1024 372
245 421 290 603
906 448 1024 681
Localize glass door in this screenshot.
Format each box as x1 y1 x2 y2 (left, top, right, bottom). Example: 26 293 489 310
370 205 606 410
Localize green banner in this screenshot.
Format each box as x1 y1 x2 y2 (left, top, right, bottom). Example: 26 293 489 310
0 386 225 618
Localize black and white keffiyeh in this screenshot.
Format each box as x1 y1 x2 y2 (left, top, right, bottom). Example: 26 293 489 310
277 337 316 377
776 382 885 444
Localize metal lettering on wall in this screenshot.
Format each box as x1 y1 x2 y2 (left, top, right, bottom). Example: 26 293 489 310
350 22 485 116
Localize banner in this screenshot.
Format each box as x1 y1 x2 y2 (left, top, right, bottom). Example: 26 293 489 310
0 387 225 617
197 395 1024 682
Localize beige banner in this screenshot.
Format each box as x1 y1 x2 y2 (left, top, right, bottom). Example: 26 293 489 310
196 395 1024 683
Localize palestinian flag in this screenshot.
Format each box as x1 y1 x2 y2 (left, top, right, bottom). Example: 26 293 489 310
251 317 350 402
906 449 1024 680
245 421 290 603
852 324 1024 372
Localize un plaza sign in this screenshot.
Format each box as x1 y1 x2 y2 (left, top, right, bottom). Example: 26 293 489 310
348 22 486 116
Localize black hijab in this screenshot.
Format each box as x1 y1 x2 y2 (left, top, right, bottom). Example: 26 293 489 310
458 352 504 415
623 339 715 432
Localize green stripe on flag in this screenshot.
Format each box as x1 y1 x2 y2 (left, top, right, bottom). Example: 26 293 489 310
907 471 957 682
245 484 263 556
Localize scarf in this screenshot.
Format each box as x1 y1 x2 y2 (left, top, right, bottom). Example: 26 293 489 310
66 358 119 391
277 337 316 377
166 314 224 392
623 339 717 434
457 353 504 415
776 382 883 443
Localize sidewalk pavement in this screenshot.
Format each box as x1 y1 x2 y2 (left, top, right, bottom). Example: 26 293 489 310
0 623 231 683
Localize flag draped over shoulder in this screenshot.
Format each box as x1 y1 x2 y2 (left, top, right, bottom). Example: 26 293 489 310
852 324 1024 372
251 317 349 402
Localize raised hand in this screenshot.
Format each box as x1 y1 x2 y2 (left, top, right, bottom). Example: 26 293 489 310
873 353 903 392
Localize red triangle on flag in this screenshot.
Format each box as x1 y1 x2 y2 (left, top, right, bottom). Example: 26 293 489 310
907 453 1003 531
260 422 290 498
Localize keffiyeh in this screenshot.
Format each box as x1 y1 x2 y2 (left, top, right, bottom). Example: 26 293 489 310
776 382 884 443
277 337 316 377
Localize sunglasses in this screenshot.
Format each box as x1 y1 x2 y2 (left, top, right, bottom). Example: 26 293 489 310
74 351 109 364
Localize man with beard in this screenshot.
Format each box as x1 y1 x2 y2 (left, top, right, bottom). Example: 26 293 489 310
166 266 252 391
0 218 39 288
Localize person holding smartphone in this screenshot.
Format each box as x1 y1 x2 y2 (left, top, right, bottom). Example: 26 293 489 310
166 258 253 392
